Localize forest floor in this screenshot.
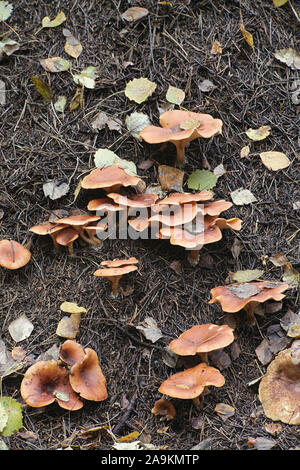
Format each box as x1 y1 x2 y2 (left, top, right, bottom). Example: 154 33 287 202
0 0 299 451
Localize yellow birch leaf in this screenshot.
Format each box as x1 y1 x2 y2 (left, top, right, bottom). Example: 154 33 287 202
240 23 254 49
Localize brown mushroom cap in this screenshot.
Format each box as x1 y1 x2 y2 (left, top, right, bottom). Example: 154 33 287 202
169 324 234 356
158 362 225 399
69 348 108 402
151 398 176 421
258 348 300 425
209 281 290 313
20 360 83 410
0 239 31 270
81 165 142 192
59 340 86 367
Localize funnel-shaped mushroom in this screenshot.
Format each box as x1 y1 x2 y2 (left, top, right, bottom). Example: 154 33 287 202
93 257 139 298
140 110 223 167
20 360 83 410
258 348 300 425
158 362 225 400
69 348 108 402
81 165 142 193
169 323 234 363
209 281 290 324
0 239 31 270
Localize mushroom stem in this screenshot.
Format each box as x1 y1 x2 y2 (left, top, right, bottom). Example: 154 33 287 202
108 275 122 298
174 141 186 167
187 249 201 266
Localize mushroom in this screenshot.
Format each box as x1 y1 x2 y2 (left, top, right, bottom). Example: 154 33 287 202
168 323 235 364
258 348 300 425
158 362 225 408
140 109 223 167
93 257 139 298
20 360 83 410
29 222 68 251
209 281 290 324
81 165 143 193
151 398 176 421
68 348 108 402
0 239 31 270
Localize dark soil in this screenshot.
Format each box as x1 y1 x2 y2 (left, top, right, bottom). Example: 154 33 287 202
0 0 299 451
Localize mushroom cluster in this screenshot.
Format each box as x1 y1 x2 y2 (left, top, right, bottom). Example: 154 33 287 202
20 340 107 410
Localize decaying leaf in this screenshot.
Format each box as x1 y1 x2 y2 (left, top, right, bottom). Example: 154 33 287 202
93 148 137 176
40 57 70 73
240 23 254 49
63 28 82 59
245 125 271 141
0 1 13 21
31 76 53 102
125 77 157 104
136 317 164 343
274 48 300 70
8 315 34 343
121 7 149 22
158 165 184 192
187 169 217 191
125 112 151 139
0 397 23 437
231 269 264 283
166 85 185 105
43 180 70 200
230 188 257 206
259 151 290 171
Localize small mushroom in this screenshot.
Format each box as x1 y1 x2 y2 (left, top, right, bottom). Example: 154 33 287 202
158 362 225 408
20 360 83 410
168 323 235 364
140 110 223 167
258 348 300 425
68 348 108 402
0 239 31 270
151 398 176 421
209 281 290 324
93 257 139 298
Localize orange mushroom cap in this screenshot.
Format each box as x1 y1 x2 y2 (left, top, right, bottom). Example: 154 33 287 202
258 348 300 425
20 360 83 410
81 165 142 192
0 239 31 270
209 281 290 313
169 324 234 357
69 348 108 402
158 362 225 399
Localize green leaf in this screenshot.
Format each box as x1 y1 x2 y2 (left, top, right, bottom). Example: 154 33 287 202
0 397 23 437
187 169 217 191
0 1 13 21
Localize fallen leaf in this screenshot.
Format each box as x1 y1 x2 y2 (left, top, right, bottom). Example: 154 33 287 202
211 40 222 55
231 269 264 283
73 66 97 89
93 148 137 176
125 77 157 104
274 48 300 70
240 23 254 49
187 169 217 191
136 317 164 343
0 1 13 21
31 76 53 102
8 315 34 342
43 180 70 200
158 165 184 192
231 188 257 205
240 145 250 158
245 125 271 141
198 79 216 92
63 28 82 59
125 111 151 139
166 85 185 105
121 7 149 22
54 95 67 113
40 57 70 73
259 151 290 171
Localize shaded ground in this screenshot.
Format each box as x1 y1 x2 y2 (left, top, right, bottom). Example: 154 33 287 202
0 0 299 451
